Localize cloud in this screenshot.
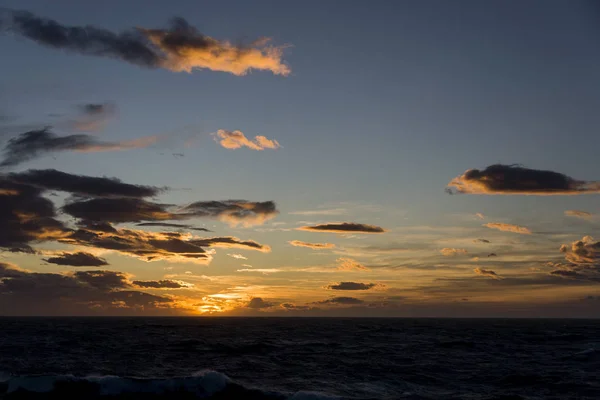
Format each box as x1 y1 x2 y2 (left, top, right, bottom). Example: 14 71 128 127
336 257 369 271
228 253 248 260
315 296 364 305
7 169 163 198
484 223 531 235
246 297 275 309
179 200 278 227
136 222 211 232
0 128 160 167
4 11 290 76
474 267 501 279
0 263 178 315
565 210 593 219
71 102 117 132
212 130 280 151
297 222 386 234
237 268 282 274
475 213 485 219
440 248 467 256
326 282 377 290
448 164 600 195
473 239 490 243
288 240 335 249
0 178 70 252
560 236 600 267
62 197 178 223
44 252 108 267
190 237 271 252
133 280 186 289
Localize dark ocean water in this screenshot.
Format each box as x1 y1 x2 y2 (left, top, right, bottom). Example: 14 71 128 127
0 318 598 400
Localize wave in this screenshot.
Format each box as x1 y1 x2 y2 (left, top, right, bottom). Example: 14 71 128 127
0 370 343 400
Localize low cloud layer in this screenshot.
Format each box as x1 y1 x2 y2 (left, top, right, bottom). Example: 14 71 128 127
327 282 377 290
4 11 290 76
44 252 108 267
297 222 386 234
288 240 336 249
0 263 177 315
0 128 160 168
247 297 275 309
474 267 501 279
213 130 280 151
484 223 531 235
448 164 600 195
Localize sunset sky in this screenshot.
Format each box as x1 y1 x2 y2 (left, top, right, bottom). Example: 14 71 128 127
1 0 600 317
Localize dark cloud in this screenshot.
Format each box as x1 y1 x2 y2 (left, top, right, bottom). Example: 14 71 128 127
488 253 497 257
474 267 501 279
180 200 279 227
0 128 159 168
315 296 365 305
79 103 115 116
327 282 377 290
44 252 108 267
0 178 70 252
247 297 274 309
7 10 161 67
8 169 163 198
62 197 178 223
133 280 185 289
549 269 585 279
474 239 490 243
190 237 271 252
4 11 290 76
297 222 386 234
136 222 211 232
0 263 176 315
448 164 600 195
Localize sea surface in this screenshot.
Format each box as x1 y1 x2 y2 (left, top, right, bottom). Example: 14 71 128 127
0 318 598 399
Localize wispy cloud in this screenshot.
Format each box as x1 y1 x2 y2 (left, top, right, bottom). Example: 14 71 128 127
336 257 369 271
565 210 593 219
212 130 280 151
4 11 290 76
440 248 468 256
484 223 532 235
474 267 501 279
228 253 248 260
288 240 336 249
297 222 386 234
448 164 600 195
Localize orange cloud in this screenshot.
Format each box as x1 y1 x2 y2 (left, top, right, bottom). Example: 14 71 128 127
484 223 531 235
288 240 336 249
474 267 501 279
212 129 280 151
440 248 468 256
336 258 369 271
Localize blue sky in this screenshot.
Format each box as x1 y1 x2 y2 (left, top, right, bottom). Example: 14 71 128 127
1 0 600 316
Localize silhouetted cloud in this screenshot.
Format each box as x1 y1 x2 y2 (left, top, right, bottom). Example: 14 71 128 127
474 267 501 279
133 280 185 289
327 282 377 290
473 238 490 243
8 169 163 198
190 237 271 252
0 178 70 252
212 129 280 151
336 257 369 271
484 223 531 235
247 297 274 309
0 263 176 315
565 210 593 219
448 164 600 195
297 222 386 234
72 102 117 131
440 248 467 256
179 200 278 227
0 128 160 167
315 296 364 305
4 11 290 76
44 252 108 267
136 222 211 232
62 197 177 223
288 240 336 249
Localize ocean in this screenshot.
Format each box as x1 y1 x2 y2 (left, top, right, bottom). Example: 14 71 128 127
0 318 598 399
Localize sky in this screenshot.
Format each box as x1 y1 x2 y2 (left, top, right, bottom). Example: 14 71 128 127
1 0 600 317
